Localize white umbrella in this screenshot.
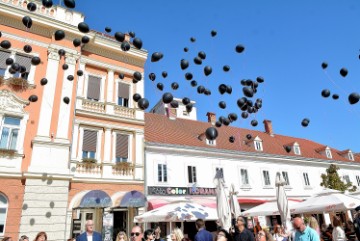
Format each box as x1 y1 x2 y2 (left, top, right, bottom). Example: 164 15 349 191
276 172 291 230
242 199 301 217
134 201 218 223
291 188 360 214
215 173 231 230
229 184 241 218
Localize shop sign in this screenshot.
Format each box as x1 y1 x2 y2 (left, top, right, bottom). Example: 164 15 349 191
147 186 216 196
102 213 113 241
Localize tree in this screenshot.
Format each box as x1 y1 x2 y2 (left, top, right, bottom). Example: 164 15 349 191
320 164 356 192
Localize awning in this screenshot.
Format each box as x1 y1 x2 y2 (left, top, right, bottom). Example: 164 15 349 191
73 190 113 208
114 190 147 208
147 197 216 210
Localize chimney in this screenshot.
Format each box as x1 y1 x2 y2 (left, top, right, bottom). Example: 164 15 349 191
263 120 274 136
206 112 216 125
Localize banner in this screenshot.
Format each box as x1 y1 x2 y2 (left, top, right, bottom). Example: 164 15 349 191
102 213 113 241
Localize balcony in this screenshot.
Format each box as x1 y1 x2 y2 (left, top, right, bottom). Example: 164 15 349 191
76 97 140 120
70 161 135 180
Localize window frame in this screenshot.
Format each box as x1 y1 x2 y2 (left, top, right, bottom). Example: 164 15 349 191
240 168 250 186
206 139 216 146
355 175 360 187
0 116 21 150
254 136 263 151
157 163 168 183
78 127 102 162
0 193 8 236
325 148 332 159
215 167 224 178
85 73 105 102
348 152 354 161
187 165 197 184
262 170 271 187
281 171 290 186
293 143 301 155
302 172 311 187
343 175 351 184
112 131 132 164
116 80 131 108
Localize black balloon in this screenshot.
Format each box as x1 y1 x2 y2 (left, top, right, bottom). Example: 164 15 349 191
73 38 81 47
77 70 83 76
204 89 211 96
241 112 249 119
162 92 173 104
9 68 16 74
170 100 179 108
105 27 112 33
27 2 37 11
332 94 339 100
133 93 142 102
11 63 20 71
197 85 205 94
194 57 202 65
226 85 232 94
211 30 217 37
348 93 360 105
218 84 227 95
23 45 32 53
5 58 14 65
181 59 189 70
67 75 74 81
223 118 230 126
235 44 245 53
22 16 32 28
63 97 70 104
31 56 41 65
229 136 235 143
42 0 53 8
121 41 131 51
223 65 230 72
138 98 149 110
62 64 68 70
184 47 189 52
78 22 89 33
205 127 218 141
81 36 90 44
28 95 38 102
190 37 196 42
229 113 238 122
114 32 125 42
118 73 124 79
1 40 11 49
219 116 225 124
162 71 168 78
198 51 206 60
215 121 222 128
157 83 164 91
237 97 247 108
64 0 75 8
204 66 212 76
245 79 253 86
219 101 226 109
132 38 143 49
285 146 292 153
256 76 264 83
133 71 142 81
340 68 348 77
243 87 254 98
151 52 163 62
185 72 193 80
321 89 330 98
129 31 136 38
321 62 328 69
301 118 310 127
182 97 190 105
246 134 252 140
186 103 193 112
190 80 197 87
40 78 48 85
54 30 65 41
251 119 258 127
171 82 179 90
58 49 66 56
149 73 156 81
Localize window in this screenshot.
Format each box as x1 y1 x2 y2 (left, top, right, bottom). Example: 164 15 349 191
325 148 332 159
356 175 360 186
0 50 10 77
254 137 263 151
215 167 224 178
82 130 97 159
188 166 197 183
263 170 271 186
118 82 129 107
158 164 167 182
115 134 128 163
87 75 101 101
282 171 290 185
0 193 8 235
0 116 21 150
293 144 301 155
343 175 350 184
206 139 216 146
240 169 249 185
13 54 31 79
348 152 354 161
303 172 310 186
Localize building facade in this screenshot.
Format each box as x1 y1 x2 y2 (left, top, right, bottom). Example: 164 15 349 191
145 99 360 232
0 1 147 241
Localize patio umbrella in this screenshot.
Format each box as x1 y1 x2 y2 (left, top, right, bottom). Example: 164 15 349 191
242 199 301 217
291 188 360 214
276 172 291 230
134 201 218 223
215 172 231 230
229 183 241 218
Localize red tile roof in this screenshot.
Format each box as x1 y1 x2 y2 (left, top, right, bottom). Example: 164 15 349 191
145 113 360 163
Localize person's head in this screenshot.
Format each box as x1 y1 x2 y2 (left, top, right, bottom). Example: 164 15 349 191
131 226 143 241
217 229 231 241
321 224 328 232
308 217 319 230
171 228 184 241
195 219 205 230
274 225 281 234
236 216 246 229
333 217 342 228
292 217 306 233
116 231 128 241
34 232 47 241
153 224 161 235
19 235 29 241
144 229 154 241
2 237 13 241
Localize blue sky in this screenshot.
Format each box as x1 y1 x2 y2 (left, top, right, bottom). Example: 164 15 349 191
74 0 360 152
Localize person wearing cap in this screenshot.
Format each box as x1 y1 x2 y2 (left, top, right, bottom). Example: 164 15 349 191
354 206 360 241
234 216 255 241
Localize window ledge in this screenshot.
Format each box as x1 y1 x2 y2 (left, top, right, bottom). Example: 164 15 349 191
263 186 274 189
304 186 313 190
0 149 23 157
284 186 293 190
82 158 98 163
240 185 252 190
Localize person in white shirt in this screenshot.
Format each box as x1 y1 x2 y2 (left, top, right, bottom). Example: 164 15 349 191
332 217 347 241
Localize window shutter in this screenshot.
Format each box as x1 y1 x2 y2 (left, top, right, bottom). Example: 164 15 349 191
163 165 167 182
83 130 97 152
116 134 128 159
0 50 10 69
188 166 192 183
87 76 101 101
193 167 197 182
118 82 129 99
15 54 32 73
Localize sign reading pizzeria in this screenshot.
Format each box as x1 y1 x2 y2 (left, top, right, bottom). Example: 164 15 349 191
147 186 216 196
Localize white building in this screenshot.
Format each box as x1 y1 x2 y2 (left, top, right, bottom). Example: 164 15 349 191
144 98 360 236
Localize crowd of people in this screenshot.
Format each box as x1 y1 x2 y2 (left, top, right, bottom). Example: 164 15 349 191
2 214 360 241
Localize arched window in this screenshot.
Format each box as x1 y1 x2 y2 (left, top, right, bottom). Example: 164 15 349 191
0 193 8 235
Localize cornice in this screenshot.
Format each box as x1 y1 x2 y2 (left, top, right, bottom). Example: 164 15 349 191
70 178 144 184
1 32 49 48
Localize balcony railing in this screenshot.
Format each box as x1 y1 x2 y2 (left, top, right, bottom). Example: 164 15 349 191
114 105 135 119
81 99 106 113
